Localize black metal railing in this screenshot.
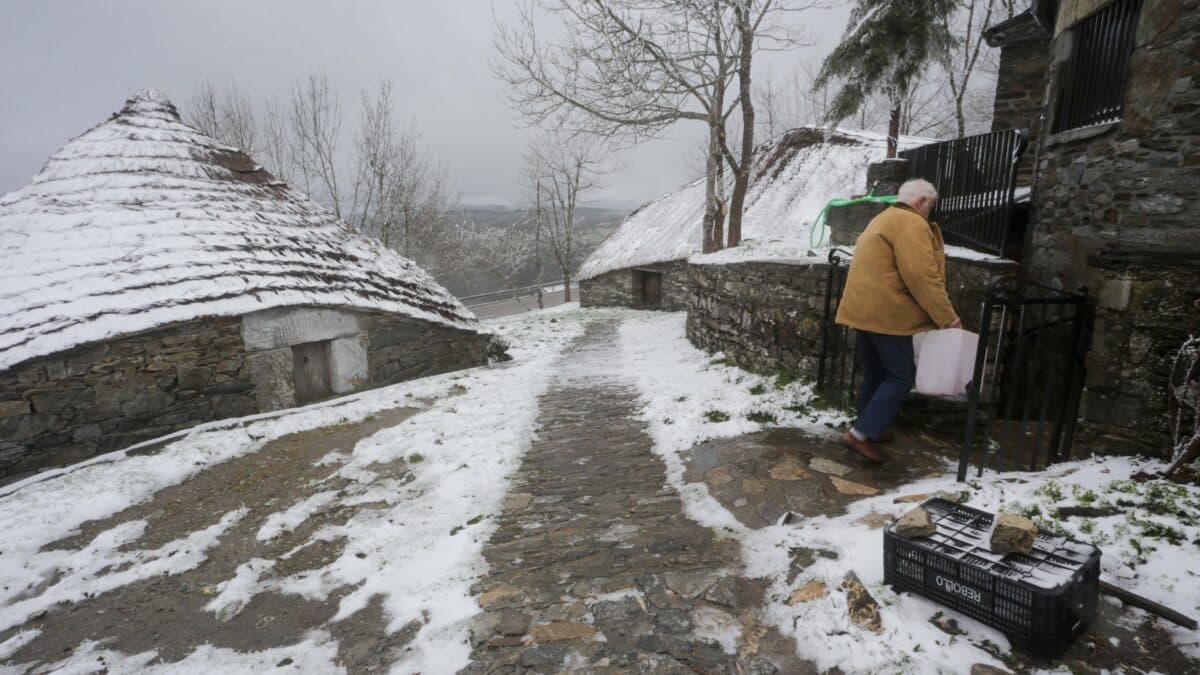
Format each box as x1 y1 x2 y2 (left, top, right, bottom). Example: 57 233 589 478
1051 0 1141 134
816 248 860 411
958 280 1094 481
900 129 1028 258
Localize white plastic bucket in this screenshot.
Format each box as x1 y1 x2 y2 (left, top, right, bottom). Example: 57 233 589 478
912 328 979 398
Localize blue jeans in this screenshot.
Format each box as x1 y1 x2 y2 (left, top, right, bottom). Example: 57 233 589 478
854 330 916 441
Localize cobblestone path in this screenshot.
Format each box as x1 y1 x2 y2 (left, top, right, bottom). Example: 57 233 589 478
464 320 813 674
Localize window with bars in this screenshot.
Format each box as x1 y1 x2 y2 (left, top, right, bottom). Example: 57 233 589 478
1051 0 1142 134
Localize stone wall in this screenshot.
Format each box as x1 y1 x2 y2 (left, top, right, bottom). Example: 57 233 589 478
685 255 1014 380
367 313 494 384
687 261 830 378
991 33 1050 184
0 317 258 478
0 309 495 480
1076 253 1200 456
1028 0 1200 289
1024 0 1200 456
579 260 690 311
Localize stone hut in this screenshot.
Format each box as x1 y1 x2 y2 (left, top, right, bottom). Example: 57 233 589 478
578 127 925 311
0 90 496 478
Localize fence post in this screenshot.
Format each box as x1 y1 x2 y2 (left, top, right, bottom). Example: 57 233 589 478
959 297 996 482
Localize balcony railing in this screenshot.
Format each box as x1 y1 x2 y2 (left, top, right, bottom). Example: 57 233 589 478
900 128 1029 259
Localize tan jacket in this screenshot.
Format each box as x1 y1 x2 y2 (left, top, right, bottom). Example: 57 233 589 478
835 203 957 336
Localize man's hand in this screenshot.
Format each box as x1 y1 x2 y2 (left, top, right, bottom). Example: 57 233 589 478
947 317 963 329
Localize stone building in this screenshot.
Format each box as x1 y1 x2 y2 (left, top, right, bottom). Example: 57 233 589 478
578 127 926 311
689 0 1200 459
0 90 497 479
983 0 1200 455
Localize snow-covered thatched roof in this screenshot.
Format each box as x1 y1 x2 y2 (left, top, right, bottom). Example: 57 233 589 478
0 89 483 372
577 126 931 280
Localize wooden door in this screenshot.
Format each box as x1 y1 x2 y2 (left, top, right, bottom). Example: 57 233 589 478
644 272 662 308
293 341 332 404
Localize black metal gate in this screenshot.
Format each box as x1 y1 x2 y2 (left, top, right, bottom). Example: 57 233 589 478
817 255 1093 481
816 248 860 411
958 280 1094 480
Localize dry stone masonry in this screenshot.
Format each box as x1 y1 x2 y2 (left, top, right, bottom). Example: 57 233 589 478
0 90 494 479
1023 0 1200 456
580 261 691 312
0 309 494 481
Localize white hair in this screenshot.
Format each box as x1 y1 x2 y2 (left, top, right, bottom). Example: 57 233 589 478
898 178 938 204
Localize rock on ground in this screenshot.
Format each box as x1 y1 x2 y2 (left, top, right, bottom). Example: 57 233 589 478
786 580 828 605
840 572 883 634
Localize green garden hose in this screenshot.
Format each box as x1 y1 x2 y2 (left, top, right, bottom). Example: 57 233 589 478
809 194 899 248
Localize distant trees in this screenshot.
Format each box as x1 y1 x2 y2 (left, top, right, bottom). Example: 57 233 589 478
449 220 538 298
351 82 454 264
185 75 457 272
186 81 260 157
494 0 817 252
524 135 606 302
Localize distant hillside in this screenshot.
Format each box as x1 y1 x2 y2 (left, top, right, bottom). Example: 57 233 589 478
439 205 628 297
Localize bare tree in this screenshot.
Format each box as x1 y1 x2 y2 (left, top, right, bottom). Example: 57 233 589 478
900 73 959 138
941 0 998 138
755 59 890 137
495 0 816 252
260 97 296 184
290 73 345 217
351 81 456 267
449 219 538 296
187 80 259 154
526 135 606 302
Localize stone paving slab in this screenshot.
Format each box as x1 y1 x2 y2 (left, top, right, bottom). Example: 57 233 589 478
464 320 814 674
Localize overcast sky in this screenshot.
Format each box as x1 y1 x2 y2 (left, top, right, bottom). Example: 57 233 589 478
0 1 853 208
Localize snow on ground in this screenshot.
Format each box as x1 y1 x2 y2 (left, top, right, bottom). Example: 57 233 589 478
3 305 1197 673
616 310 1200 673
26 631 344 674
217 305 591 674
618 311 849 539
0 304 588 673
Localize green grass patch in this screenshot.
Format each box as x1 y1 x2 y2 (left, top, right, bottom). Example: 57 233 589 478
749 383 767 396
746 410 777 424
704 410 731 423
774 370 799 389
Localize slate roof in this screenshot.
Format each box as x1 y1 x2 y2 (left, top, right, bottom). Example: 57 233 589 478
0 90 482 372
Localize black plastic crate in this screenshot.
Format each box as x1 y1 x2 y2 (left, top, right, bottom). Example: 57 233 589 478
883 498 1100 658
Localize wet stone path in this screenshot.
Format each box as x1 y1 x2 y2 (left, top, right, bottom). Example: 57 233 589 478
463 320 813 674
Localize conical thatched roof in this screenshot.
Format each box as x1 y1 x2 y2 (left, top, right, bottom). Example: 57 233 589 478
0 90 482 372
577 126 932 280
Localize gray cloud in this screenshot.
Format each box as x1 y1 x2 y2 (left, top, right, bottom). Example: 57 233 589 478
0 0 850 208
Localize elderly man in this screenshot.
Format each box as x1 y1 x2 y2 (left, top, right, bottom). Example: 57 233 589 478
835 178 960 463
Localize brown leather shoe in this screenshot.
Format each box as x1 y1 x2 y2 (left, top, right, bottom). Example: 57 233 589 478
840 431 888 464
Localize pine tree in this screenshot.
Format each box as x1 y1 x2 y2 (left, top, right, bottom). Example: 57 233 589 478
814 0 957 156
